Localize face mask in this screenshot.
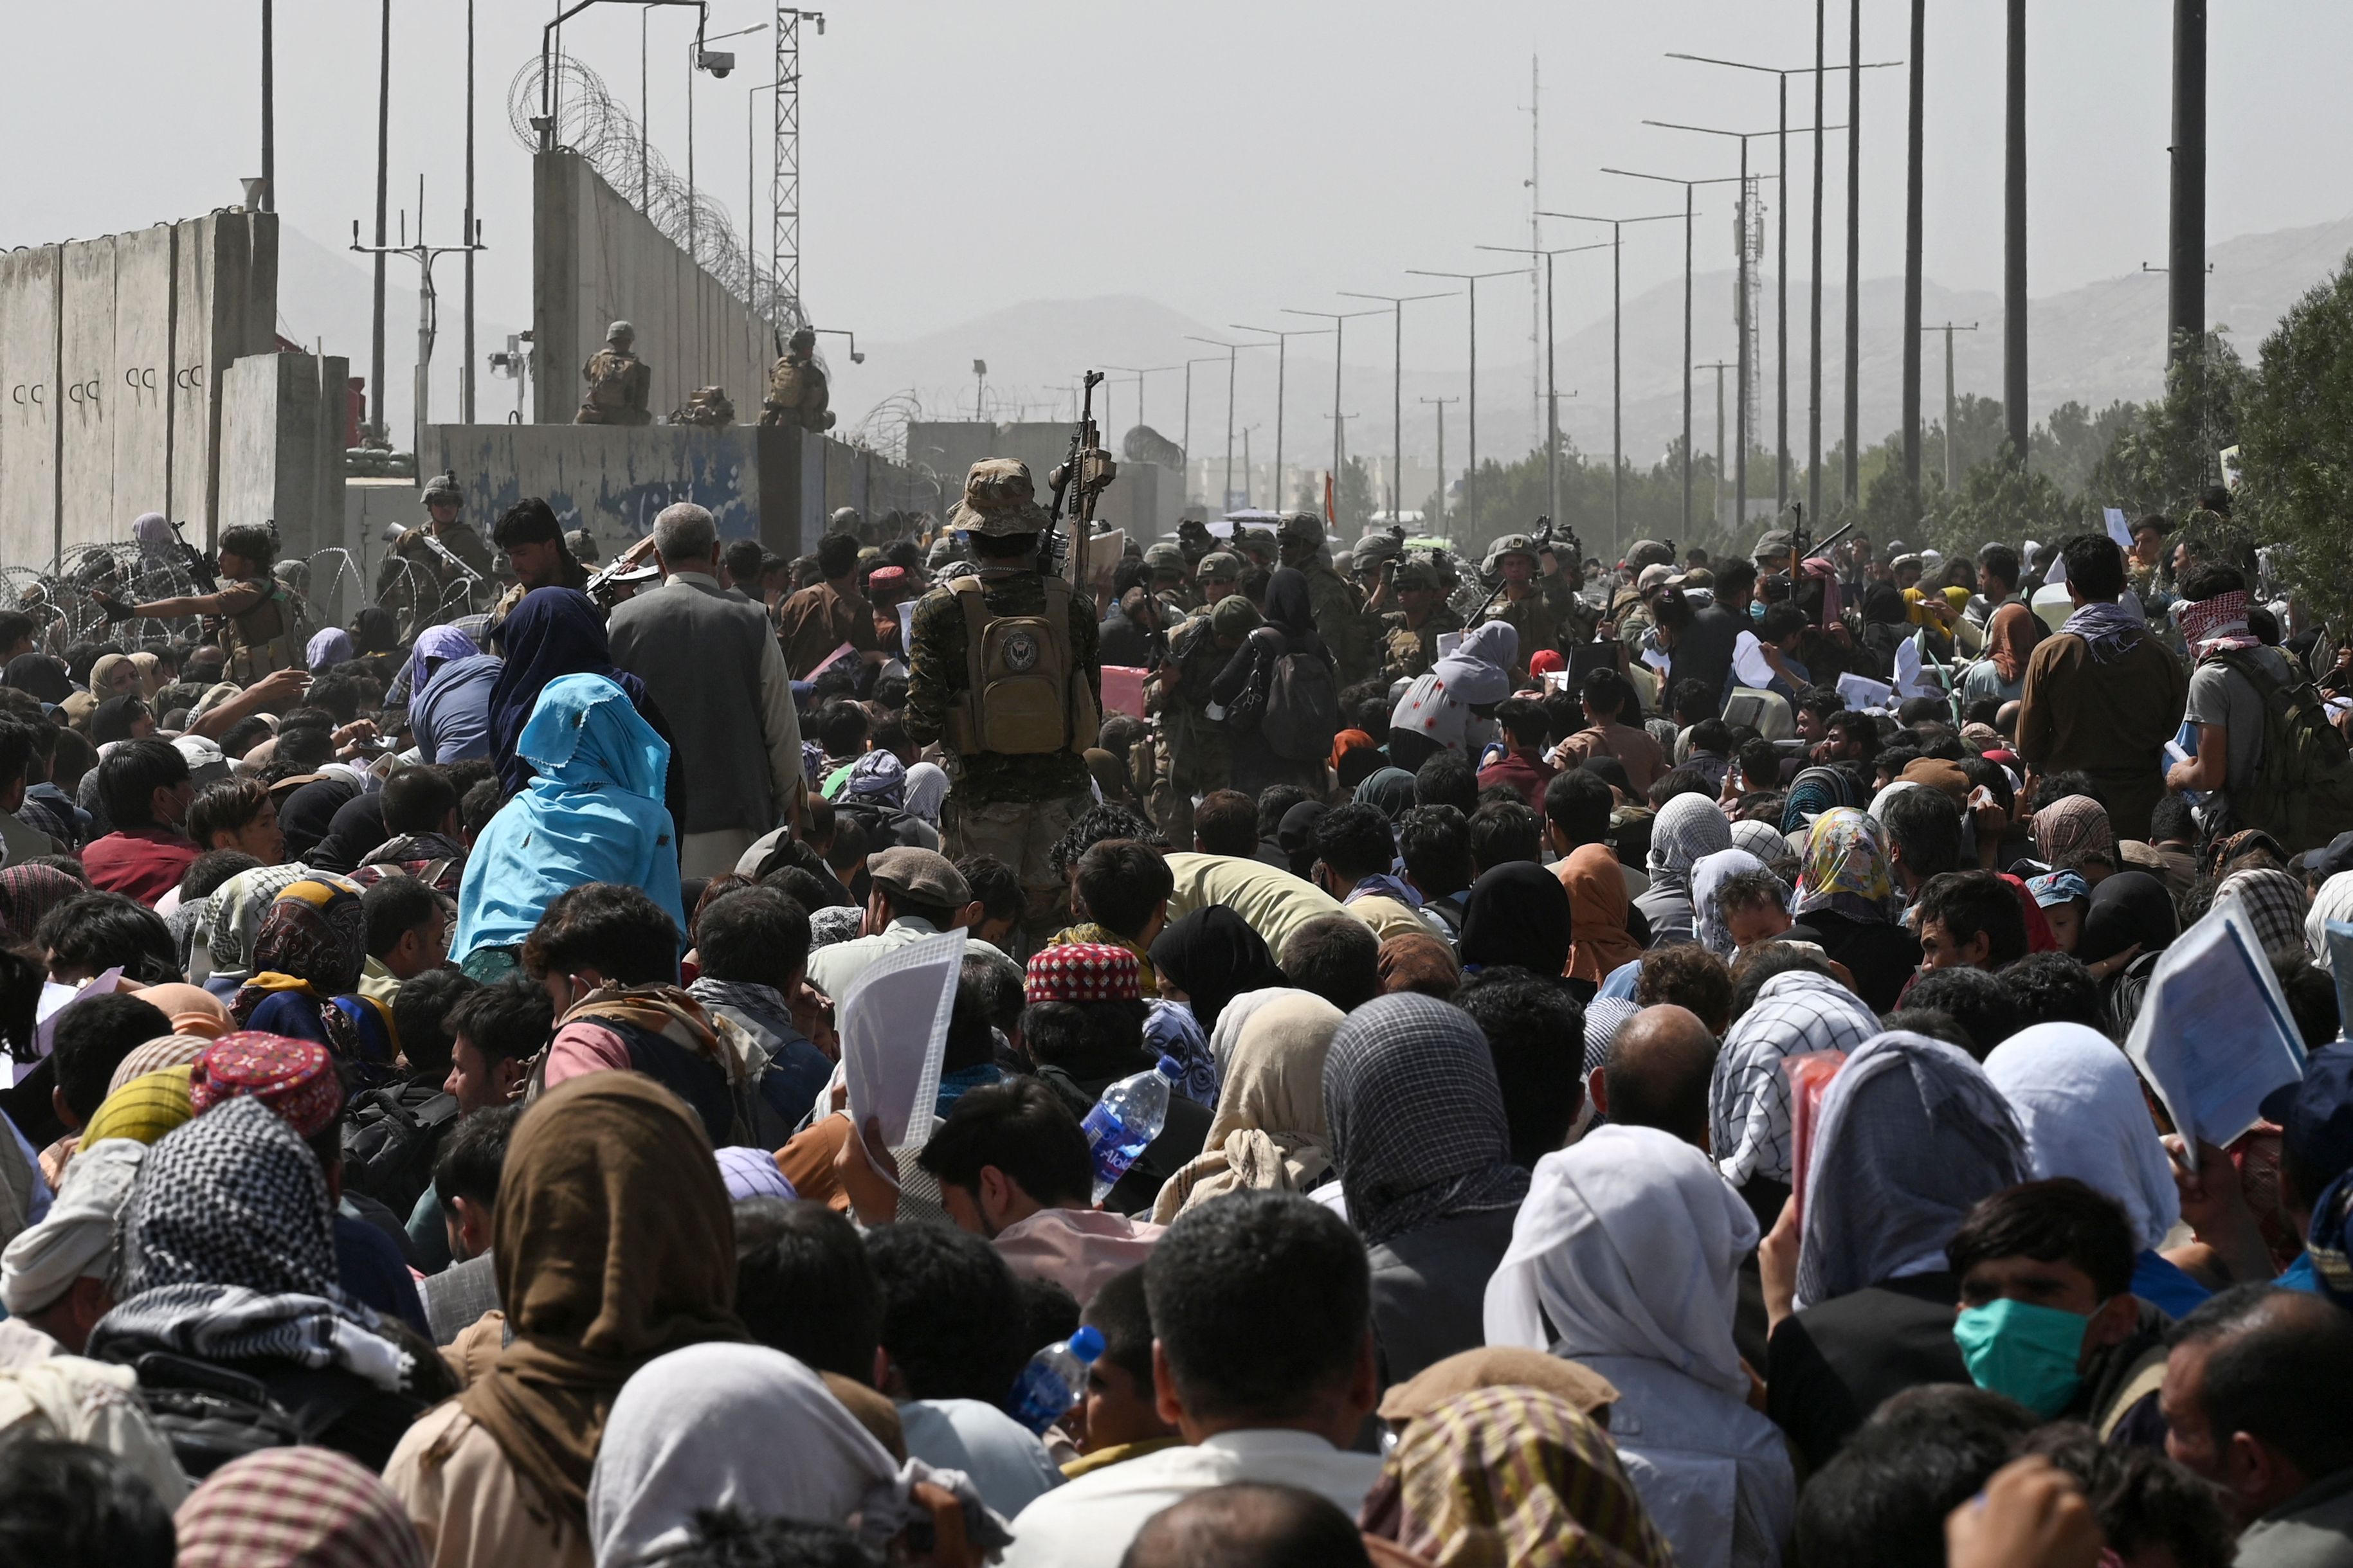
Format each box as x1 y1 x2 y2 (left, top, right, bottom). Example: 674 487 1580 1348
1750 601 1768 622
1952 1297 2096 1418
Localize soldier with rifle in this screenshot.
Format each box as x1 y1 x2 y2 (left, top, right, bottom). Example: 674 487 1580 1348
94 522 310 683
375 473 495 620
902 380 1109 951
1474 523 1595 674
576 321 655 426
761 326 837 432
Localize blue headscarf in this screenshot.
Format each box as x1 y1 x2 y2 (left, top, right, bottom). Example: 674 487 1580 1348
454 674 685 963
487 587 648 793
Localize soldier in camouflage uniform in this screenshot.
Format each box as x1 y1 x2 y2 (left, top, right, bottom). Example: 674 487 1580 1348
1380 557 1466 683
375 472 496 620
1608 538 1678 651
1152 591 1260 849
1277 511 1381 687
1192 549 1242 608
576 321 653 426
761 326 836 431
903 458 1102 952
1475 534 1592 674
1143 542 1198 617
669 386 736 428
1232 527 1278 572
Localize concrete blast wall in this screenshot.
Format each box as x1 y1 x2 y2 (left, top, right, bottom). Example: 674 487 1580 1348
0 210 279 566
220 353 351 561
534 150 781 428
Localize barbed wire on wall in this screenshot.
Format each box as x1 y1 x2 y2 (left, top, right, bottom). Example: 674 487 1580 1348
509 55 804 339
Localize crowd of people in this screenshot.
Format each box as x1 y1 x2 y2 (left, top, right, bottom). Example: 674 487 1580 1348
0 475 2349 1568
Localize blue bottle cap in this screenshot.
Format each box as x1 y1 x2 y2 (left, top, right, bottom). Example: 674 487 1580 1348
1154 1054 1184 1079
1068 1325 1105 1363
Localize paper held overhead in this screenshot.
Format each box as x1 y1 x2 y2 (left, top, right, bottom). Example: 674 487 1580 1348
2123 898 2307 1170
839 928 967 1152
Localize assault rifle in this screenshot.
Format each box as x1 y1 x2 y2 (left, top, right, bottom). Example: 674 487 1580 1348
1048 370 1116 589
585 532 662 609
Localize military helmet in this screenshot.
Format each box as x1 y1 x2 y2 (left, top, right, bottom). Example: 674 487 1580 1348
565 527 600 563
950 458 1053 537
1392 558 1440 593
1194 550 1243 582
1752 528 1796 564
789 325 817 352
1276 510 1325 546
828 506 864 536
606 321 635 345
421 472 462 508
1624 538 1674 571
1485 533 1540 572
1143 542 1186 573
1351 531 1401 566
1233 526 1277 562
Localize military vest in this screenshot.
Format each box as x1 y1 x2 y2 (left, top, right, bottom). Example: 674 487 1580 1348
219 578 302 682
945 575 1097 757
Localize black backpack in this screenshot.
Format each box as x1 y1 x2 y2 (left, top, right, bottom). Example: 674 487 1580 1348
1261 649 1340 763
341 1079 462 1218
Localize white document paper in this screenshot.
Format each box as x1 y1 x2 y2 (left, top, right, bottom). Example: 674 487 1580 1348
1892 635 1927 698
896 599 916 651
1640 644 1671 674
1435 631 1464 661
2123 899 2307 1168
1837 672 1896 712
839 930 966 1151
1731 630 1776 690
2104 507 2135 550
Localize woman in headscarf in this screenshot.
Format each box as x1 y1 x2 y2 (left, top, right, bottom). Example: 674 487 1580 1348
2032 793 2118 881
1959 600 2040 708
1360 1385 1676 1568
1458 862 1572 978
307 790 389 875
1377 931 1461 1000
456 674 686 980
1691 847 1770 960
1148 905 1288 1041
1389 620 1518 764
126 649 169 701
351 604 401 659
1331 728 1383 788
1559 843 1641 999
1152 991 1342 1223
587 1342 1004 1568
1984 1023 2210 1320
307 626 358 673
401 624 484 703
1768 1029 2030 1473
1324 993 1531 1382
277 775 359 864
1352 765 1419 824
1858 580 1916 676
487 587 675 806
85 1095 444 1472
408 627 505 766
1634 792 1732 948
1210 566 1335 796
902 761 950 831
176 1447 428 1568
383 1073 745 1567
1483 1126 1795 1568
2216 867 2311 959
88 694 152 747
232 877 390 1085
86 651 138 700
1781 808 1918 1011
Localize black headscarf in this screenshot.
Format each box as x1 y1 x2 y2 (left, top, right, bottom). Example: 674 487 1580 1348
1353 767 1418 824
1260 568 1329 658
350 605 401 656
1860 582 1911 626
3 654 70 705
277 777 358 865
2078 870 2179 967
307 792 388 875
1148 906 1288 1036
1458 862 1572 977
89 696 149 747
1276 801 1329 880
487 588 650 794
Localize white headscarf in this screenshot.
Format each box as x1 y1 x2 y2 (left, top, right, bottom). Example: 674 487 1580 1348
1730 816 1788 865
1206 985 1309 1075
2307 869 2353 973
902 762 950 827
1691 847 1770 958
1983 1023 2179 1253
1484 1124 1757 1400
1795 1031 2030 1311
1867 778 1932 826
1708 968 1880 1188
1645 793 1732 901
588 1342 996 1565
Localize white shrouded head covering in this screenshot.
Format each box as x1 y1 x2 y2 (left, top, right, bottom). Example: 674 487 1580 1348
0 1139 144 1313
1484 1124 1757 1400
1983 1023 2180 1253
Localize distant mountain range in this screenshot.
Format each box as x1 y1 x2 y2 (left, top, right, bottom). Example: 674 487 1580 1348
830 213 2353 473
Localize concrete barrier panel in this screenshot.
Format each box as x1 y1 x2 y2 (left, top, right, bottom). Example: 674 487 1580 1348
113 226 175 526
0 247 62 566
422 422 762 560
220 352 349 557
168 215 219 546
59 237 118 547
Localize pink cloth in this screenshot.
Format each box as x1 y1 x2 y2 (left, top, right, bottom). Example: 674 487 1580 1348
543 1020 633 1086
992 1207 1166 1306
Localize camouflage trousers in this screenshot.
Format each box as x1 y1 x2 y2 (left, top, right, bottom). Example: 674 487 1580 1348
943 789 1093 959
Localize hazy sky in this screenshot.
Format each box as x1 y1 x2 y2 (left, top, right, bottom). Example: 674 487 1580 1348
6 1 2347 391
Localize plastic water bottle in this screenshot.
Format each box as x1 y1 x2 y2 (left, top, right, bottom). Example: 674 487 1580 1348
1009 1326 1105 1435
1082 1055 1181 1203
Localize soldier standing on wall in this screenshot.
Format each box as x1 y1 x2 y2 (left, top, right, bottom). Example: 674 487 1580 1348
577 321 654 426
761 326 837 432
902 459 1102 953
95 522 311 684
1278 511 1381 688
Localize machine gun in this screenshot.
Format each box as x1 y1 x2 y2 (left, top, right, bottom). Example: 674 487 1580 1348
585 532 662 609
1048 370 1116 589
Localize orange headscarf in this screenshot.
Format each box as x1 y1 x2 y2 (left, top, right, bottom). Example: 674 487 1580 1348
1986 600 2039 685
1558 844 1644 983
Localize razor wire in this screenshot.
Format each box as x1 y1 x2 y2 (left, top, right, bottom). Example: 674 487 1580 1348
511 55 804 339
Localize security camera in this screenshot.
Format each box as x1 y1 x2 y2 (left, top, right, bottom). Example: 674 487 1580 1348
697 48 735 76
850 350 866 364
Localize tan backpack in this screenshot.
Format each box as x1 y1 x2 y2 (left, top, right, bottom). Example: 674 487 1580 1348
947 576 1097 756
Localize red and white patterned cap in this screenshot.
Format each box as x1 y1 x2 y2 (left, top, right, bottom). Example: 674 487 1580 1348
190 1032 341 1140
1025 942 1142 1005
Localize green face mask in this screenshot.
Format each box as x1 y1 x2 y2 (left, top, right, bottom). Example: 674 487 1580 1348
1952 1297 2094 1418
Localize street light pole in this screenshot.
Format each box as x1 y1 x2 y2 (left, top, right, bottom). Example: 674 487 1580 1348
1475 244 1605 534
1532 217 1673 554
1185 336 1270 514
1903 0 1927 507
1339 289 1454 521
1421 397 1460 528
462 0 477 422
1104 365 1179 438
1282 307 1385 512
1228 329 1329 520
260 0 275 212
1697 360 1735 530
1179 355 1224 509
1921 322 1979 492
1406 268 1525 540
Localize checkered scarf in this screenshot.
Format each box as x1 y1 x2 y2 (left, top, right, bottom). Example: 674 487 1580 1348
2180 588 2261 660
1709 969 1882 1187
2217 868 2311 957
1323 993 1529 1247
176 1444 426 1568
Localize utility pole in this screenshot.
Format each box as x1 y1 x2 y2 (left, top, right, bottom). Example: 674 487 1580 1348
1525 56 1543 442
1421 397 1460 528
1845 0 1864 507
1921 322 1978 492
352 194 487 468
1406 268 1522 539
1179 355 1223 507
1228 328 1329 519
1281 308 1383 505
1340 290 1453 521
462 0 477 424
1532 216 1671 554
1810 0 1827 525
1698 361 1735 531
2004 0 2028 462
1903 0 1927 507
1186 336 1269 514
1475 244 1603 537
2169 0 2207 407
259 0 275 212
369 0 390 440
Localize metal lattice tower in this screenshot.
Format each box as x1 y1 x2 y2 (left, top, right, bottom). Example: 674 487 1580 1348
1739 176 1765 464
769 8 806 333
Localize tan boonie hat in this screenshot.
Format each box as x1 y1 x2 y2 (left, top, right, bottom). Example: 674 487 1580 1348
867 847 971 908
1376 1347 1619 1427
950 459 1052 537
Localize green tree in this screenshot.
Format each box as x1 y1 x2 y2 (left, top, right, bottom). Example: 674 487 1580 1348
2085 330 2249 528
2240 265 2353 620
